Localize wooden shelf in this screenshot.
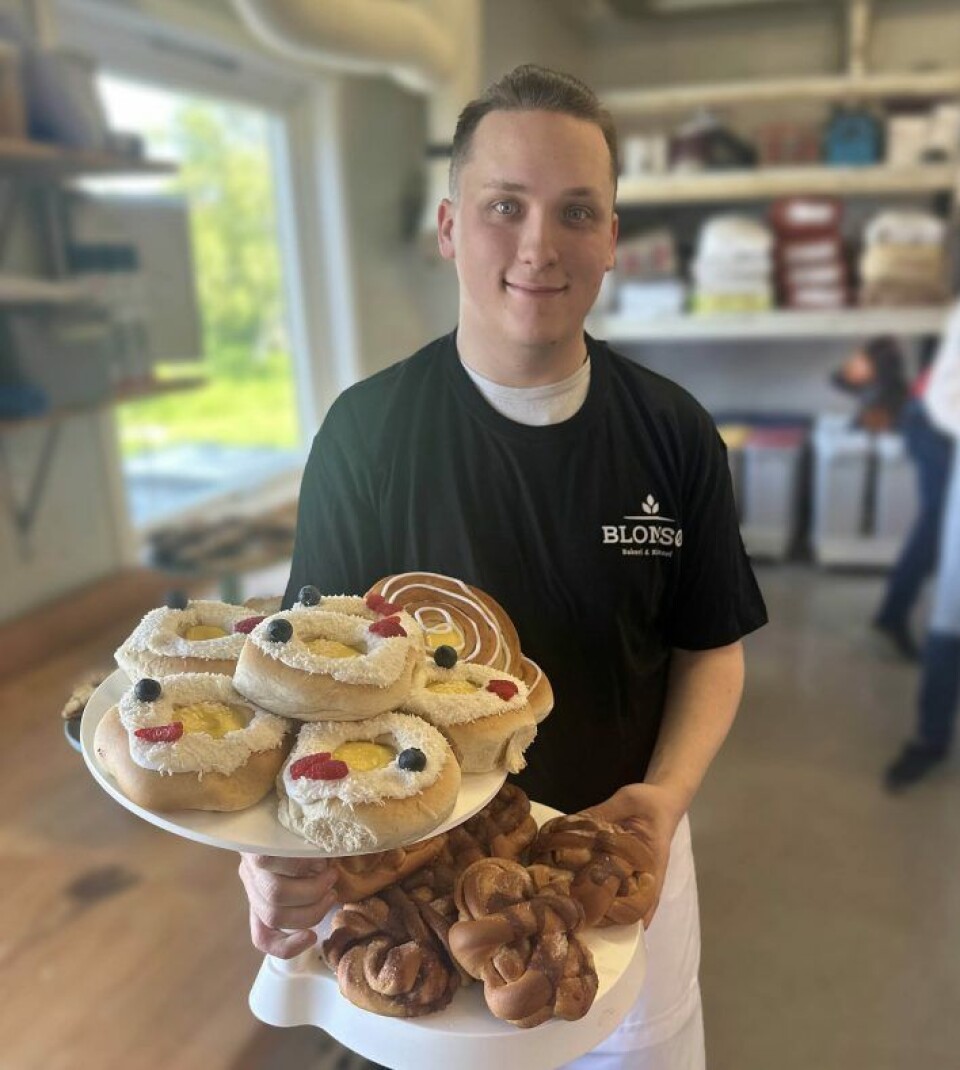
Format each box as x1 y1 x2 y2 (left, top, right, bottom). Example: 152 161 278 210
0 377 205 430
602 70 960 118
591 306 950 341
616 164 956 206
0 275 98 306
0 138 176 177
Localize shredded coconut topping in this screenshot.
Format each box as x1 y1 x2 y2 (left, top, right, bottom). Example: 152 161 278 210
115 600 250 677
401 662 528 726
119 672 289 775
281 712 449 806
249 606 424 686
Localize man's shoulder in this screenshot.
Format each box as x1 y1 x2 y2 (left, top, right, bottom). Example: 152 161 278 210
333 334 448 420
600 340 716 434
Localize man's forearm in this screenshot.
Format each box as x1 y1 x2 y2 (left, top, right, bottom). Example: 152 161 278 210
643 641 746 817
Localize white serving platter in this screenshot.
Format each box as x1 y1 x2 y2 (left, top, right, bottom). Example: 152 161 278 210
81 668 505 857
248 802 647 1070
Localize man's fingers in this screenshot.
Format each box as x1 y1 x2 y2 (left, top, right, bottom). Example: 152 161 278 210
249 910 318 959
244 853 336 878
240 858 338 910
247 890 339 933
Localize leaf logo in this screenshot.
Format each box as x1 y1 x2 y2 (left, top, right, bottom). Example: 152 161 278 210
641 494 660 516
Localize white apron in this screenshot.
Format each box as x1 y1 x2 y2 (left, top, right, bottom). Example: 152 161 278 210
561 814 705 1070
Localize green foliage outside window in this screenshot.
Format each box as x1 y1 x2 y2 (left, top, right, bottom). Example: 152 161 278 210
118 100 299 454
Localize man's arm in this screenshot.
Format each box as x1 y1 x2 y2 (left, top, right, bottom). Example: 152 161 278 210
585 640 745 927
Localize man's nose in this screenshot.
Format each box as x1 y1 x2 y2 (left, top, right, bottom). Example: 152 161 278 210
517 212 559 268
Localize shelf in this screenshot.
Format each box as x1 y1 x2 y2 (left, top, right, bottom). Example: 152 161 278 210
602 70 960 118
0 275 98 306
591 306 950 341
0 138 176 178
0 377 205 430
616 165 957 206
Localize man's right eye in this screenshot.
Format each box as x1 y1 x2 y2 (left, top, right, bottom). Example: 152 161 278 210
492 200 519 216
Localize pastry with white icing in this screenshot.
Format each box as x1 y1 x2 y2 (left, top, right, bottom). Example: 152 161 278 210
400 649 537 774
366 572 555 722
93 673 292 811
115 598 259 680
277 711 461 853
232 593 425 721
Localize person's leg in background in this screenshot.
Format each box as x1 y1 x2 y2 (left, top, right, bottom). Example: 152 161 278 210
886 451 960 790
874 399 954 658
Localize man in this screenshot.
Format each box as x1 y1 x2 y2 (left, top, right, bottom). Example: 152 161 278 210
239 65 767 1068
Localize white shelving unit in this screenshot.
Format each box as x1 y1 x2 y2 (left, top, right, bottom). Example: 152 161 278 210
591 306 950 342
616 164 957 207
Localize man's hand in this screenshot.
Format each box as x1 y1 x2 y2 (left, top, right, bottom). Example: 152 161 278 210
238 853 339 958
582 782 685 929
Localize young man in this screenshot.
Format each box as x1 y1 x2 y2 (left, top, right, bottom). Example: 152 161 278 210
239 65 767 1068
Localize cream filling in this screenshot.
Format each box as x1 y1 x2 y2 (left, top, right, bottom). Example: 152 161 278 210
376 573 516 670
401 661 528 727
117 600 250 666
119 672 288 776
249 606 424 687
281 713 448 806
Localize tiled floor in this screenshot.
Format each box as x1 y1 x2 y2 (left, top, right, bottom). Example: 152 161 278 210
695 564 959 1070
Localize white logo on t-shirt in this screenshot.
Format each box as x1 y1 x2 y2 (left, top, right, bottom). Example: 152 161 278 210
602 495 683 558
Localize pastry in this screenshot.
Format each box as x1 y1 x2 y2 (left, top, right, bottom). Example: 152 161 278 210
461 782 538 860
276 712 461 853
232 597 424 720
367 572 522 671
114 598 258 680
448 857 597 1028
528 814 657 927
399 648 537 774
331 833 448 904
519 655 554 724
322 884 461 1017
93 673 291 811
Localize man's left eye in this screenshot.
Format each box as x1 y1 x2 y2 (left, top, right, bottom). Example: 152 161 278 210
565 206 592 222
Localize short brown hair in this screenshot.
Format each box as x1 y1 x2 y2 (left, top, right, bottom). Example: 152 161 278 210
449 64 619 197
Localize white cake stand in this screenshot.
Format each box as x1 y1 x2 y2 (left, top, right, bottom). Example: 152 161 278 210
248 803 647 1070
81 668 506 857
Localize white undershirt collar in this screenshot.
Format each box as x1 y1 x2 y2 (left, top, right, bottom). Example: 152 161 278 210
460 357 591 426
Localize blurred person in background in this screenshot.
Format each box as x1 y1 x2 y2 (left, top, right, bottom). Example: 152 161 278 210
239 64 767 1070
885 309 960 790
844 337 955 660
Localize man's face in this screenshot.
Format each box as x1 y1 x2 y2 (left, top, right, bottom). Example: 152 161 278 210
438 109 618 354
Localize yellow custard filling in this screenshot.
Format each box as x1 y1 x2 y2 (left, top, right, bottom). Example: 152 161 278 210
305 638 362 659
426 680 479 695
173 701 250 738
332 741 395 771
182 624 229 641
425 627 462 651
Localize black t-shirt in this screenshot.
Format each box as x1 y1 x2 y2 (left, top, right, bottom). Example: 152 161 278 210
284 330 767 812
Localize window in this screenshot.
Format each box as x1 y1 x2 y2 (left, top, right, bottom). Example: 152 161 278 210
97 75 301 527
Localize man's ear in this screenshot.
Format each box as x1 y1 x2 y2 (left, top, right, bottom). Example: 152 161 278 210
606 211 619 271
437 198 456 261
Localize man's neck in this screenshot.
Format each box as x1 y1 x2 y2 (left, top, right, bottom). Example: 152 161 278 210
456 321 588 388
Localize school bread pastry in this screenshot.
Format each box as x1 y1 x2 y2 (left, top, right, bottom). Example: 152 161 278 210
232 591 425 720
276 711 461 853
93 673 291 811
115 597 259 680
399 647 537 773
